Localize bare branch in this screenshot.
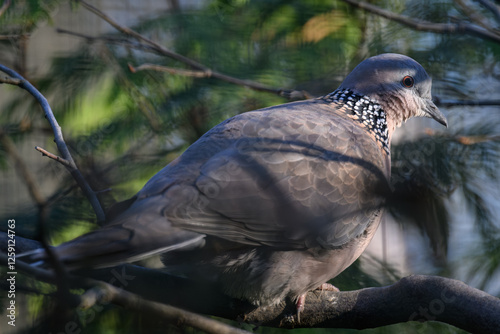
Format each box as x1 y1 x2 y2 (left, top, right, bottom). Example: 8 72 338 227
70 263 498 333
84 266 500 332
0 251 251 334
60 23 498 105
475 0 500 24
0 75 22 85
0 34 30 40
245 275 500 332
35 146 72 168
75 0 311 100
341 0 500 44
454 0 497 32
56 28 101 42
3 236 499 333
0 64 106 223
127 62 311 99
58 28 500 107
128 63 212 78
56 28 164 56
0 0 11 18
77 0 208 70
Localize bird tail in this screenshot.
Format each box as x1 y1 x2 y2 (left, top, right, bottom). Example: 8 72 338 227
18 225 204 270
17 200 205 270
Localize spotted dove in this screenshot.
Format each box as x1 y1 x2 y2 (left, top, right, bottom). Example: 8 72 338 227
29 53 447 309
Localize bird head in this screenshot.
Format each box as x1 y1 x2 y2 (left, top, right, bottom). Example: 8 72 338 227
339 53 447 132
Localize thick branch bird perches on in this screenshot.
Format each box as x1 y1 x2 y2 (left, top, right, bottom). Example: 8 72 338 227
1 228 500 333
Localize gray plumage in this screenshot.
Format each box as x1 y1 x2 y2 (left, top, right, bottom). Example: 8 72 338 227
30 53 447 306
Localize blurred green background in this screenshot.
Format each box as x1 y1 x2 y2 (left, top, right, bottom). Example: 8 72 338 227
1 0 499 333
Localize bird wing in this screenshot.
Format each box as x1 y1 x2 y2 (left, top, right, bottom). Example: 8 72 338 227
139 99 389 250
47 99 389 268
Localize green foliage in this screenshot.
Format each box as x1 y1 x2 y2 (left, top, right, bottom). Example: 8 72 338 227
0 0 61 33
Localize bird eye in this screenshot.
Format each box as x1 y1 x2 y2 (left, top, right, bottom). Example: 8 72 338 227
402 75 414 88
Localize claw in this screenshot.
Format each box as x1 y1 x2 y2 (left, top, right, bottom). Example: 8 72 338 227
296 294 306 323
296 283 340 323
317 283 340 292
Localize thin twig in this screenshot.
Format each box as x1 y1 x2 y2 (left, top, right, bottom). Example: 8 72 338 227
87 284 253 334
56 27 101 41
38 202 75 315
56 28 137 46
0 127 71 306
62 9 497 104
0 64 106 223
56 28 161 54
76 0 310 100
77 0 211 70
0 0 11 17
0 75 22 85
341 0 500 44
35 146 72 168
0 254 251 334
475 0 500 24
454 0 497 32
0 34 30 40
59 28 500 106
128 63 212 78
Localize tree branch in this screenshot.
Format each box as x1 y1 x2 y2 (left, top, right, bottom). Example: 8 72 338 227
129 63 214 78
35 146 72 168
57 27 500 106
74 0 311 100
0 0 11 18
0 75 22 85
86 264 500 332
454 0 498 33
0 64 106 223
55 28 174 57
60 8 500 105
3 231 500 332
341 0 500 44
475 0 500 24
1 250 252 334
76 0 216 71
81 284 253 334
0 34 29 40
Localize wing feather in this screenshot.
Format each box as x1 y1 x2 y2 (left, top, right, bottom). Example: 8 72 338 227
140 99 390 249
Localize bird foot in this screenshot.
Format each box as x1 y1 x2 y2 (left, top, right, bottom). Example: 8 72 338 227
316 282 340 292
296 283 340 323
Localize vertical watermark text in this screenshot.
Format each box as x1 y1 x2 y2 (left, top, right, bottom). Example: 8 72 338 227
5 219 17 327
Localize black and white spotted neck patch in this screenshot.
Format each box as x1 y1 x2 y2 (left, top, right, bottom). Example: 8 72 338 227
323 88 389 153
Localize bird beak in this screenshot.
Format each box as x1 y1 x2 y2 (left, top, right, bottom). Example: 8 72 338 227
424 99 448 127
